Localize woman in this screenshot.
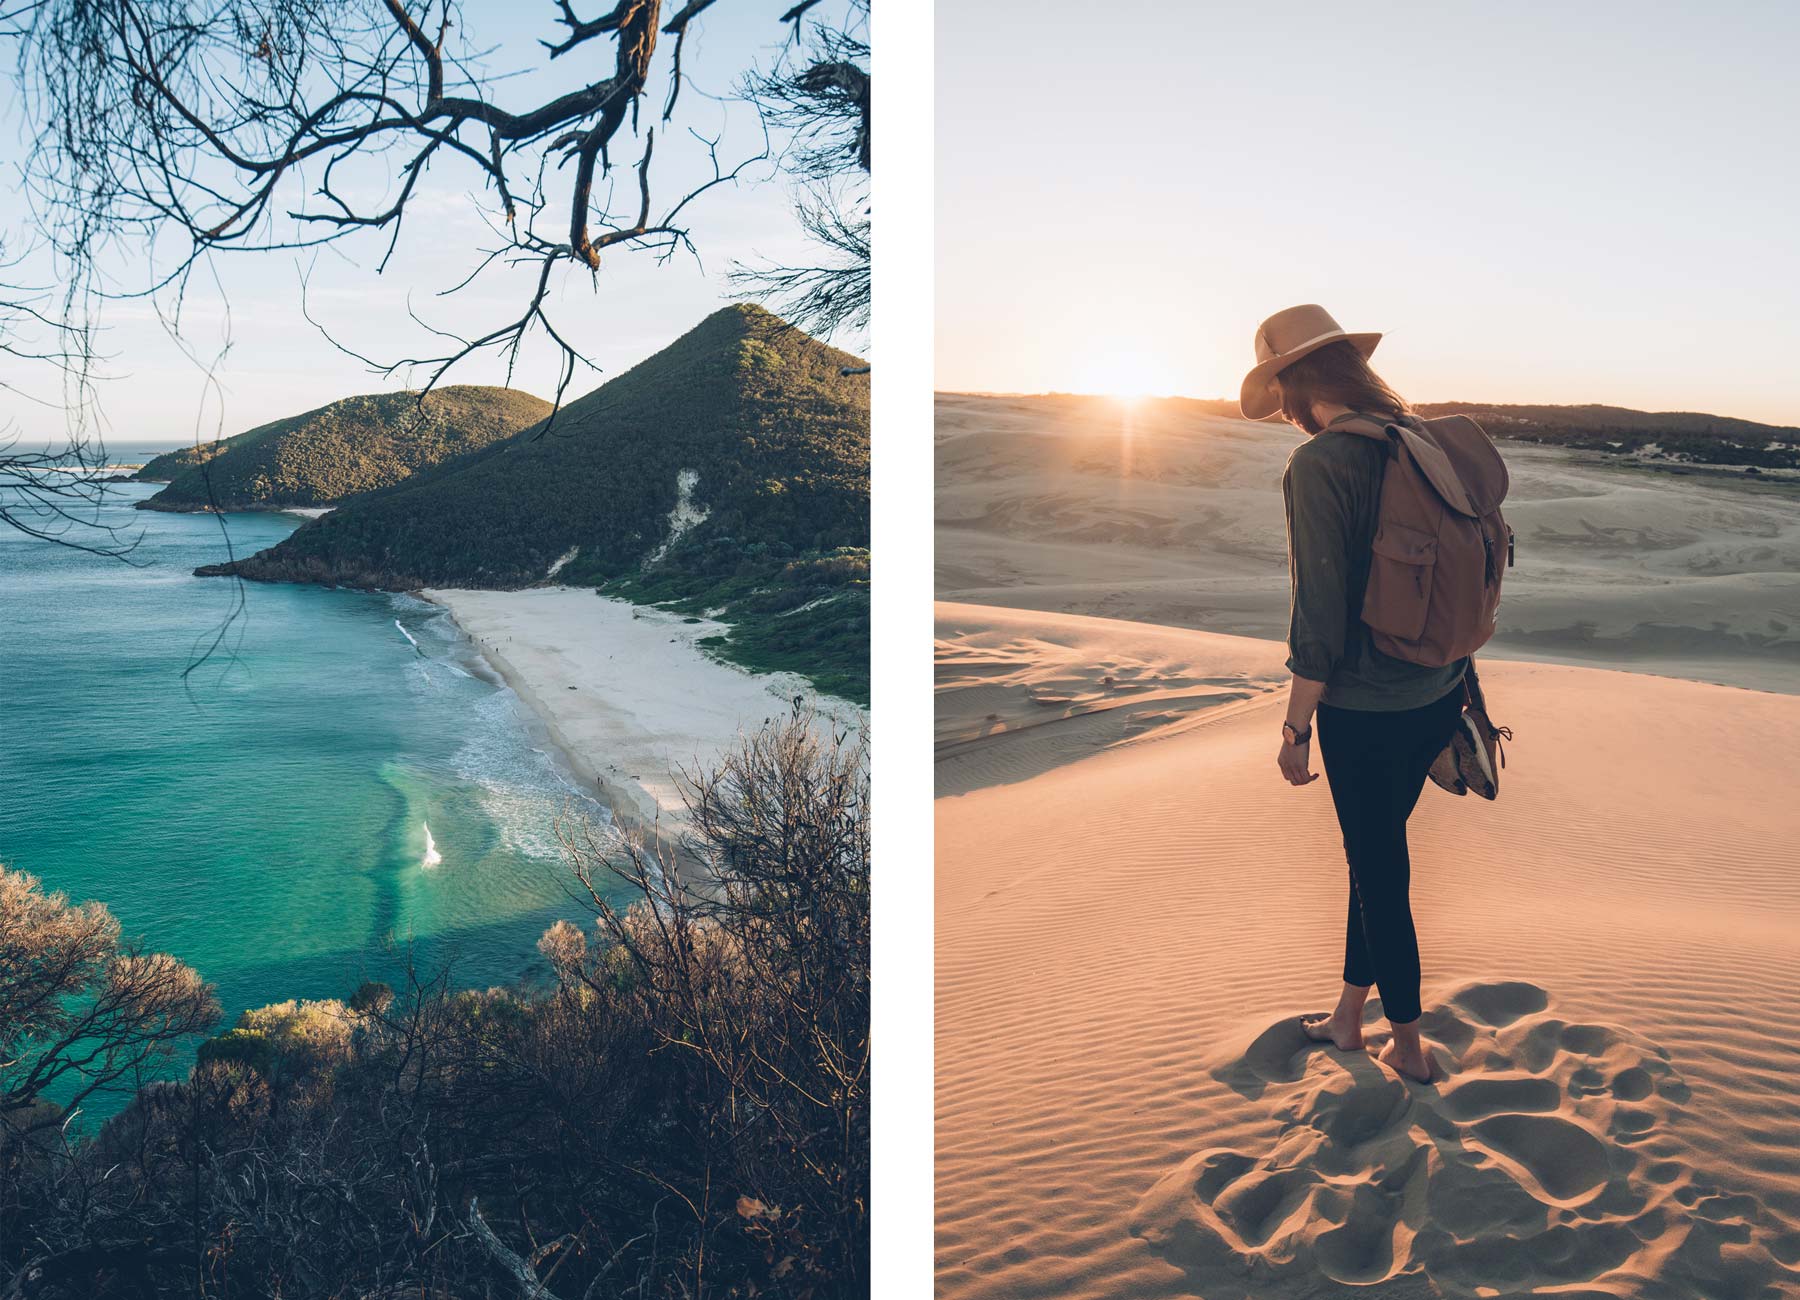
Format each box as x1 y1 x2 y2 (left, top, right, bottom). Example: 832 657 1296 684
1240 304 1468 1085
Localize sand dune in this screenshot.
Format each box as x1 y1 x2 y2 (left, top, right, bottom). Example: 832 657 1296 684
936 393 1800 693
935 602 1288 796
936 603 1800 1300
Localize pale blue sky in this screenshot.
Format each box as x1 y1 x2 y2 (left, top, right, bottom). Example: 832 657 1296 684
937 1 1800 424
0 3 855 446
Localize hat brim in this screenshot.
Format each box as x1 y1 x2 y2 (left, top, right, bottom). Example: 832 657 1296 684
1239 331 1382 422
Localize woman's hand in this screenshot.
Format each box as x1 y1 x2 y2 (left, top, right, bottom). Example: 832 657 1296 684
1279 678 1327 787
1278 737 1319 786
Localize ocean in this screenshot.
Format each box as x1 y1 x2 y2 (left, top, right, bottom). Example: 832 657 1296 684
0 475 612 1111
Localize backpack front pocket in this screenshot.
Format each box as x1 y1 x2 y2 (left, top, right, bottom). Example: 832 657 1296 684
1364 524 1437 642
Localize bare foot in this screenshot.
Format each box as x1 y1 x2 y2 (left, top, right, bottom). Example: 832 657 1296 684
1300 1012 1364 1051
1378 1037 1436 1084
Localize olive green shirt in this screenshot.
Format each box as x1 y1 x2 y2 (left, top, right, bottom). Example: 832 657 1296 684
1282 415 1467 711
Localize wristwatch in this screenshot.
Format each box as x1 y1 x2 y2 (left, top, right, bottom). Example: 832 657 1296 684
1282 721 1312 745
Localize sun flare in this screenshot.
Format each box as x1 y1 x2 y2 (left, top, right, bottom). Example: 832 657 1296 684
1075 351 1170 403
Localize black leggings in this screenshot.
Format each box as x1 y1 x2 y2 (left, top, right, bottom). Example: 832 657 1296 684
1315 684 1465 1026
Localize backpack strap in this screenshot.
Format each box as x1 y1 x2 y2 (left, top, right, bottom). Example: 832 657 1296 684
1328 413 1441 525
1320 412 1396 444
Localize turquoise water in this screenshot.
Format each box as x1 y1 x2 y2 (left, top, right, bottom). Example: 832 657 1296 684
0 482 610 1104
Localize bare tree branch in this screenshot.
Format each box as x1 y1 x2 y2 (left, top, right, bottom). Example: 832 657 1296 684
14 0 791 415
734 0 869 339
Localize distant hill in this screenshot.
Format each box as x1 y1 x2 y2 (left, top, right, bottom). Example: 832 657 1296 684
203 304 871 700
1410 403 1800 471
135 386 553 510
132 443 217 481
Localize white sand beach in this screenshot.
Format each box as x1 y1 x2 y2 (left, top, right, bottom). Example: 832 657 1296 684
422 586 857 838
936 395 1800 1299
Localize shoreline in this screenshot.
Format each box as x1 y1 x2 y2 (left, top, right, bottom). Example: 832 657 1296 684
129 499 337 517
419 586 862 867
420 591 657 836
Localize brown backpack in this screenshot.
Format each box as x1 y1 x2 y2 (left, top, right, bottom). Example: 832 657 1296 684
1335 414 1513 667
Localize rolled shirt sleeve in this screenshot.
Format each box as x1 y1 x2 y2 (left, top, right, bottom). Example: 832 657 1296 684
1282 452 1353 682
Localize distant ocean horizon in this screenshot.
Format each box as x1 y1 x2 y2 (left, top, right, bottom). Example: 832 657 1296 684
0 481 614 1119
22 434 184 455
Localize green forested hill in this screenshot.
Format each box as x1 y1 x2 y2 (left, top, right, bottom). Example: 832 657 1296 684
203 304 871 700
133 442 221 482
136 386 552 510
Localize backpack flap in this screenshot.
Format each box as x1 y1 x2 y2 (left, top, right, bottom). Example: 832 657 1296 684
1332 414 1508 518
1403 417 1510 517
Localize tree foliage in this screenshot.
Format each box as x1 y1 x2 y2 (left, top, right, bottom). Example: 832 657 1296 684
0 869 219 1136
734 0 871 338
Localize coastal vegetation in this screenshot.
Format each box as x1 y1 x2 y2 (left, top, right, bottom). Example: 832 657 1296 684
616 543 872 704
133 387 551 510
1 710 869 1300
203 305 871 699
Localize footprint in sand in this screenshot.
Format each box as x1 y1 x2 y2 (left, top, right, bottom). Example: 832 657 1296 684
1129 980 1800 1298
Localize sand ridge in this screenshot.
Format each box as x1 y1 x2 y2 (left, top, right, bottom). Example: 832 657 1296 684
936 602 1289 796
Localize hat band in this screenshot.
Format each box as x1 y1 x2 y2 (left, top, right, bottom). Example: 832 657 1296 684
1260 327 1349 365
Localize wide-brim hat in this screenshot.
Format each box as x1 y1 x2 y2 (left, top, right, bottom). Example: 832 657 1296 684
1239 303 1381 421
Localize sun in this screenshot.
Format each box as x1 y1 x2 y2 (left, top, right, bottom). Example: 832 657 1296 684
1074 351 1170 404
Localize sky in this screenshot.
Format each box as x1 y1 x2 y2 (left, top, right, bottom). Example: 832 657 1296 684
0 2 857 447
937 2 1800 425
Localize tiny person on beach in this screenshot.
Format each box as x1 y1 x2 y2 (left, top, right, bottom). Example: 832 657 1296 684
1243 305 1472 1085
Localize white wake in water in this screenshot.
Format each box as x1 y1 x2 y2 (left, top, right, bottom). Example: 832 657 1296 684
449 689 611 859
394 619 422 652
420 822 443 869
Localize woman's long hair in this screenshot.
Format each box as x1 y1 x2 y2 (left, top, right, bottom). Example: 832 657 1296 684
1276 340 1411 434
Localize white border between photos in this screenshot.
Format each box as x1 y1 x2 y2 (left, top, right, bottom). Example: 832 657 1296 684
870 0 934 1294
